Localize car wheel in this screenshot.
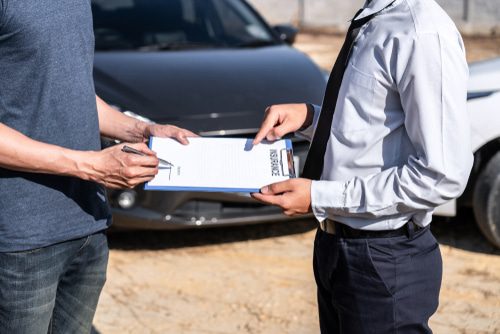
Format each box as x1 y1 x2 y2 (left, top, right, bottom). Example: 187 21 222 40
473 151 500 248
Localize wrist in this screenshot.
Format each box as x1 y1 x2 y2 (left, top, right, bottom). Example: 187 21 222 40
299 103 315 131
65 150 98 181
131 120 150 142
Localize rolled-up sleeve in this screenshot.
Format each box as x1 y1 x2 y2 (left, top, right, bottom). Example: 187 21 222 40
311 32 474 219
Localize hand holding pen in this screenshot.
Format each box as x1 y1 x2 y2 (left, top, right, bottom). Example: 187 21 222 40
122 145 174 167
83 142 159 189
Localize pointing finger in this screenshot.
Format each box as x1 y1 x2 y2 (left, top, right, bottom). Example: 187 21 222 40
253 109 278 145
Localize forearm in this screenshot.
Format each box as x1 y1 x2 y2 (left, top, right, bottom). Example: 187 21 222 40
0 123 91 179
311 159 472 220
96 95 148 142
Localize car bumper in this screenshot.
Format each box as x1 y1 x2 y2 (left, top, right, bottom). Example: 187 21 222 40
109 190 314 230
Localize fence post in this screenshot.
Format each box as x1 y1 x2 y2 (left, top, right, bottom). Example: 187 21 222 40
463 0 470 21
298 0 305 27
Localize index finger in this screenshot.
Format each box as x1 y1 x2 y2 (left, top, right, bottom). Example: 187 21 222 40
184 130 199 138
174 129 199 145
127 142 157 156
126 154 159 168
253 110 278 145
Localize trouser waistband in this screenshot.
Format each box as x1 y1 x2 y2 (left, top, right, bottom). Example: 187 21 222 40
319 219 426 238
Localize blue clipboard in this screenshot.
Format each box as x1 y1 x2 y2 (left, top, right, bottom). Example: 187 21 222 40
144 137 295 193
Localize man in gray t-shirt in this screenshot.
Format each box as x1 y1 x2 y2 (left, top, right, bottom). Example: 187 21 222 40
0 0 195 332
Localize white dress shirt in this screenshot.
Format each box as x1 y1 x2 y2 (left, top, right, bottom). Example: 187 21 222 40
299 0 474 230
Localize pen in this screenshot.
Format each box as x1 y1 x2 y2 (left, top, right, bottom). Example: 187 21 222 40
121 145 174 167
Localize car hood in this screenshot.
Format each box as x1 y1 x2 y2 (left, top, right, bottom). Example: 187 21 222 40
468 57 500 92
94 46 326 133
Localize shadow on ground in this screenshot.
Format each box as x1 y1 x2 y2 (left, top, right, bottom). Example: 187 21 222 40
108 210 499 255
107 218 317 251
431 209 499 255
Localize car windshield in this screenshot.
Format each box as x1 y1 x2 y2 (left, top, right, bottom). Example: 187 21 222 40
92 0 278 51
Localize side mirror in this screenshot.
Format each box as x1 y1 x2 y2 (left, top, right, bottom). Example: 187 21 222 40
273 24 298 45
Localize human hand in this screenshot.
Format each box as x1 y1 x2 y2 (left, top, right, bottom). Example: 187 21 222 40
251 178 312 216
253 104 313 145
83 143 159 189
144 124 198 145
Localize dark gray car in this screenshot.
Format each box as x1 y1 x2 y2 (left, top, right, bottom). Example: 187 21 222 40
92 0 326 229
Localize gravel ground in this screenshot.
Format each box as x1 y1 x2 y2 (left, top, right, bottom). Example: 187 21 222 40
92 33 500 334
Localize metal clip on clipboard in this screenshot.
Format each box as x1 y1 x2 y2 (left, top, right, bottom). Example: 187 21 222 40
280 148 296 178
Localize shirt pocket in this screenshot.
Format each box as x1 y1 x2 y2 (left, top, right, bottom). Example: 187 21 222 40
332 65 377 133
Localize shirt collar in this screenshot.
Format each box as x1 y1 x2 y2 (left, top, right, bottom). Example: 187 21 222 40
353 0 395 21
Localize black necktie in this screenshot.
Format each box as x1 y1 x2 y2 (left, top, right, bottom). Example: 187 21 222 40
301 9 380 180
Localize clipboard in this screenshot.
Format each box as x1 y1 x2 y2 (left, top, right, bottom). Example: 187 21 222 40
144 137 296 192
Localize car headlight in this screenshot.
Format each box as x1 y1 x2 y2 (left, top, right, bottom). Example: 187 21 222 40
110 105 156 124
123 110 156 124
116 190 137 209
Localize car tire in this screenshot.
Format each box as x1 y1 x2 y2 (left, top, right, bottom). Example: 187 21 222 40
473 151 500 248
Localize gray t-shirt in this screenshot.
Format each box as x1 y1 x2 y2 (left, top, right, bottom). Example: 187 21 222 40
0 0 111 251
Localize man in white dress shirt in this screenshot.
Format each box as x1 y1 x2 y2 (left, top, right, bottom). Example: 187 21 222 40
252 0 473 332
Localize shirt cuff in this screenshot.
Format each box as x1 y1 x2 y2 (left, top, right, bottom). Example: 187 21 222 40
311 180 347 222
295 104 321 142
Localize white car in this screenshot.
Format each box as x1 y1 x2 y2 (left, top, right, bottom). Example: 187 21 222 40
434 57 500 248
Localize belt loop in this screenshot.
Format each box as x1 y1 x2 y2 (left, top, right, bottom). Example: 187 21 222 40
335 221 343 238
406 221 415 239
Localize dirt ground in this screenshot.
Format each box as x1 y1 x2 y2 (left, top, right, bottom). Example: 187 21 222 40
92 33 500 334
295 31 500 69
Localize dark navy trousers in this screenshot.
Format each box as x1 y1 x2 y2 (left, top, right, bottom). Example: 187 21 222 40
313 226 442 334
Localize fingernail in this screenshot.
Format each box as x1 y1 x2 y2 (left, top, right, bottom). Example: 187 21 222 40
261 186 268 194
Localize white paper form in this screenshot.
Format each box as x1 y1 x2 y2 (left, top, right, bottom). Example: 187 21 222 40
145 137 295 192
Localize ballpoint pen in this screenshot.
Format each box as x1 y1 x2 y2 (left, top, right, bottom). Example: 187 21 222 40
121 145 174 167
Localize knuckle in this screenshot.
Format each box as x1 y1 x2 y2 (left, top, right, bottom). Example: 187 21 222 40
266 106 277 116
123 154 134 165
274 129 284 138
123 168 135 178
